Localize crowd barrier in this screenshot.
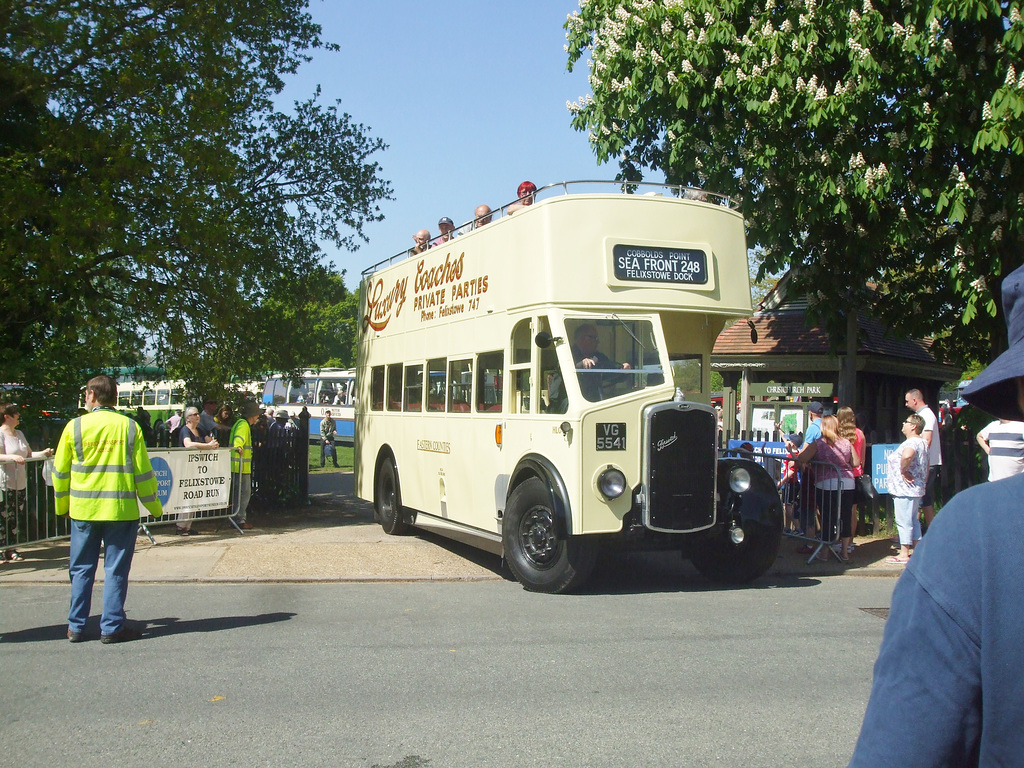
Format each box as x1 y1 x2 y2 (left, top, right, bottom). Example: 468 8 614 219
0 449 243 552
137 447 241 541
0 455 68 551
780 457 853 564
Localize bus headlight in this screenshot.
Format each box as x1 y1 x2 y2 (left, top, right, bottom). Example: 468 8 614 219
597 467 627 500
728 466 751 494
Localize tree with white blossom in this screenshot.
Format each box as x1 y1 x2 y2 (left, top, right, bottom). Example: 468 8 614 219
565 0 1024 363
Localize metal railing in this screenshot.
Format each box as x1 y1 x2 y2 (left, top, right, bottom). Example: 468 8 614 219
362 179 738 276
1 430 310 553
0 455 68 551
781 458 853 564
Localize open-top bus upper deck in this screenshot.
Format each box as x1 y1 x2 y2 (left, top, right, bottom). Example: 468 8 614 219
360 181 752 341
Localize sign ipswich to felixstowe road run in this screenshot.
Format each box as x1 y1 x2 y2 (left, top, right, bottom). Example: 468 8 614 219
139 448 231 520
612 244 708 284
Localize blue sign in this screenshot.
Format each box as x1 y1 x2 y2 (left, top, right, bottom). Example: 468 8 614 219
726 440 790 474
871 444 900 495
150 456 173 507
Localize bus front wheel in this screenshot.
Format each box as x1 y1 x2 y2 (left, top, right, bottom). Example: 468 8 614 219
502 477 597 593
375 457 409 535
689 520 780 584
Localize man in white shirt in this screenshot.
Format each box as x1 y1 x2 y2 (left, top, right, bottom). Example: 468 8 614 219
905 388 941 527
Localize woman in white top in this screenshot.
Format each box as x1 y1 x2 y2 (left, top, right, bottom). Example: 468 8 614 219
176 406 219 535
0 403 54 562
885 413 930 564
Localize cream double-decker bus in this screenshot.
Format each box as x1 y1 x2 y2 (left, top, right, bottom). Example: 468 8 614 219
355 181 782 593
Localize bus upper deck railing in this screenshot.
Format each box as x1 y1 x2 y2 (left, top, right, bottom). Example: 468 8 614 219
361 179 739 277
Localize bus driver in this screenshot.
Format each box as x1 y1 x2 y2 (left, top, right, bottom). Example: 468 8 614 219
571 323 631 401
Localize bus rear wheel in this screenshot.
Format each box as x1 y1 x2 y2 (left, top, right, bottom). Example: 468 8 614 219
375 457 409 535
503 477 597 593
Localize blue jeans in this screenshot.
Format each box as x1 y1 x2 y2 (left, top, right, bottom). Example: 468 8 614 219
68 519 139 636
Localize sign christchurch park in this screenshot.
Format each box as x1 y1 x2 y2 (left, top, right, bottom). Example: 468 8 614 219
748 382 834 398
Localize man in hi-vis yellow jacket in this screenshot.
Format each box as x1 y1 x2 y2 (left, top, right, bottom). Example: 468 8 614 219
53 374 162 644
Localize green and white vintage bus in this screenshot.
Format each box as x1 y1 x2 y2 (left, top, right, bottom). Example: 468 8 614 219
355 181 782 593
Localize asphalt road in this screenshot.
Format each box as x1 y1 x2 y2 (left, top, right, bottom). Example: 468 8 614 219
0 574 895 768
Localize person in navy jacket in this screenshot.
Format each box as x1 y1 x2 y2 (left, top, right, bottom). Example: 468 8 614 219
849 264 1024 767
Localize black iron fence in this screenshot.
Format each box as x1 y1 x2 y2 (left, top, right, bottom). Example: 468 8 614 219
251 410 310 511
154 408 311 511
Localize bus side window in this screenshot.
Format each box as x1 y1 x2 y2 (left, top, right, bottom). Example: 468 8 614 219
386 363 403 411
535 316 567 414
297 377 317 404
476 352 503 413
670 355 702 394
404 364 423 412
512 370 531 413
370 366 385 411
426 358 446 412
541 344 567 414
512 320 532 365
264 378 285 405
322 378 352 406
448 359 472 413
510 319 532 414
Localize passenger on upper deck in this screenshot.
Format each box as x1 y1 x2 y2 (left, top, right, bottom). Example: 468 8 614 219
506 181 536 214
473 204 493 228
411 229 430 255
432 217 456 247
458 205 494 235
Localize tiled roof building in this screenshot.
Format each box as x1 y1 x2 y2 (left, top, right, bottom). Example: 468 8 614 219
711 275 959 436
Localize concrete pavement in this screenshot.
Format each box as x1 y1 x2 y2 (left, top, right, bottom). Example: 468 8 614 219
0 472 906 585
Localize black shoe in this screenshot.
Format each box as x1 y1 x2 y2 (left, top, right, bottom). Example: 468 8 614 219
67 628 83 643
100 625 142 644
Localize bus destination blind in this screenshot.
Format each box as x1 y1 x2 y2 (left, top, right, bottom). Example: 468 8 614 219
613 244 708 285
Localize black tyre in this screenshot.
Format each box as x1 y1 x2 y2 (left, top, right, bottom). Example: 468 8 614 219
689 518 782 584
375 457 409 535
502 477 597 593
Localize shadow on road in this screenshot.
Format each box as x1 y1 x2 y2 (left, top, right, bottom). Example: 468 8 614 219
145 611 296 638
0 611 296 643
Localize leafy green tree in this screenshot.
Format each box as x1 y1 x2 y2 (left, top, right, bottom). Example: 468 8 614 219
0 0 390 412
565 0 1023 363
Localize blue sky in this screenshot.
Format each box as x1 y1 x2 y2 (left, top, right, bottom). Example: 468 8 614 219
278 0 641 282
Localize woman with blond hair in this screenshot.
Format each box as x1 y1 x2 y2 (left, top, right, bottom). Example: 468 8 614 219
797 414 860 561
837 406 867 555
